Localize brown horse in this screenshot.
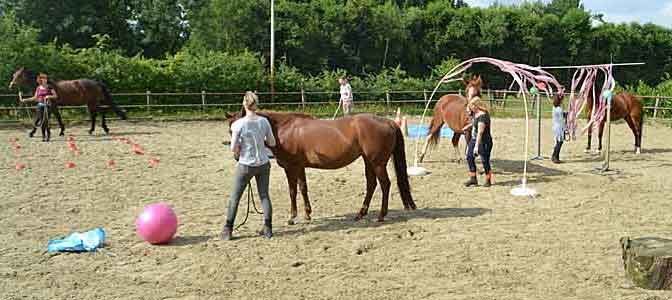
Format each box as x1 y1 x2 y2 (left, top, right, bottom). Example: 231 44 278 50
225 111 416 224
9 67 127 136
584 90 644 154
417 75 483 163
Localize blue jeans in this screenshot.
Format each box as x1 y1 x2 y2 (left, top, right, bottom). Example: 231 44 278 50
466 140 492 174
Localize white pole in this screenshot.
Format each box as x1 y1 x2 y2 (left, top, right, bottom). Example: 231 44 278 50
270 0 275 99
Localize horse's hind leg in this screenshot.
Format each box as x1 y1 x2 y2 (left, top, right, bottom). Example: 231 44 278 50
284 168 299 225
101 112 110 134
356 162 378 221
585 124 593 153
625 114 642 154
597 120 606 152
52 105 65 136
89 111 97 135
297 168 312 221
373 164 391 222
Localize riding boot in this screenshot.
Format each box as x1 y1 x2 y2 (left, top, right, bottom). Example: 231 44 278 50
221 223 233 241
28 128 36 138
484 172 493 187
259 219 272 239
552 141 563 164
464 175 478 187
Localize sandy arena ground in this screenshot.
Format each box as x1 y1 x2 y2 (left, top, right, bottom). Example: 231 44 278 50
1 117 672 300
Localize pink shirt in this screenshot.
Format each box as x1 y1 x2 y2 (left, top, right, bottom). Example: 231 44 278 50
35 86 53 103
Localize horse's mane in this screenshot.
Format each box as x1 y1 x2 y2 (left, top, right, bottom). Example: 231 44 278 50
257 111 315 124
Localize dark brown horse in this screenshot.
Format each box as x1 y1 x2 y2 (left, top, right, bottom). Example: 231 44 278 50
417 75 483 163
9 68 127 136
585 91 644 154
225 111 416 224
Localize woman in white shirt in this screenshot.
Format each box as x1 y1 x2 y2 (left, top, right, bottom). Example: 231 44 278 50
339 77 353 115
551 94 565 163
223 91 277 240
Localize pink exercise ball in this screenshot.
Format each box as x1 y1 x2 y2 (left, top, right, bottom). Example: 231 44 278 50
136 202 178 244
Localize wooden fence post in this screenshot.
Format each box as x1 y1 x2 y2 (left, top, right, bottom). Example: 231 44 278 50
386 90 391 116
146 90 151 114
654 96 661 119
201 90 206 113
301 88 306 112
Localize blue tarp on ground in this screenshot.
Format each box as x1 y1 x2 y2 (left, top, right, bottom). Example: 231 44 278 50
47 228 106 253
406 124 454 139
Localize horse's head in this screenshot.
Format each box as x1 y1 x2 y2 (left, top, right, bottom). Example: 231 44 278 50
463 75 482 100
9 67 34 90
224 109 246 137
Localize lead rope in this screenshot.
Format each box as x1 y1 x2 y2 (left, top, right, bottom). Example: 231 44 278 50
234 183 264 230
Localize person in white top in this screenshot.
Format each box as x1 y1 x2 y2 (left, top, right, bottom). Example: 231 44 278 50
339 77 353 115
223 91 277 240
551 94 565 164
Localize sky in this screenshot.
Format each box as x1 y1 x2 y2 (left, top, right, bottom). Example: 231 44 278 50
464 0 672 28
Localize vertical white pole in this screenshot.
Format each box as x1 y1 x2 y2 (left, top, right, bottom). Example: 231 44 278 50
270 0 275 101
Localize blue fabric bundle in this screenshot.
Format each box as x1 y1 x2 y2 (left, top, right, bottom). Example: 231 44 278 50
406 124 454 139
47 228 106 253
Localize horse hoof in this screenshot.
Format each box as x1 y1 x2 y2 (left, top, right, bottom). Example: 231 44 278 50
59 132 65 136
376 217 385 222
635 148 641 155
583 149 591 153
304 215 312 222
88 131 94 135
287 218 297 225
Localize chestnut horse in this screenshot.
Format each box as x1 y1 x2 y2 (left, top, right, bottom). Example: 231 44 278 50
417 75 483 163
225 111 416 224
9 67 127 136
585 90 644 154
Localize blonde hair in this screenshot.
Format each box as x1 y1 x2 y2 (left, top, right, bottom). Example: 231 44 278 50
243 91 258 111
468 96 489 113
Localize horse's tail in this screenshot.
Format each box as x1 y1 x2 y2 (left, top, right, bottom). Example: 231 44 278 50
100 82 127 120
392 126 416 210
427 107 443 148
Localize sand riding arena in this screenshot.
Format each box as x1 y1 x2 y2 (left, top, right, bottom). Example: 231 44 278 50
1 118 672 299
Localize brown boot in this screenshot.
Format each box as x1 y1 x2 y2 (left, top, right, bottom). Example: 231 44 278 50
464 176 478 187
484 172 494 187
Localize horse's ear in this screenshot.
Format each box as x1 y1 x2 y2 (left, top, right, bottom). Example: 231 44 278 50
463 77 469 85
476 75 482 86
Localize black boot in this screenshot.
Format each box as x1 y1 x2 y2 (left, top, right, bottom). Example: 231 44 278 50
552 141 563 164
259 219 272 239
221 223 233 241
464 176 478 187
28 128 36 138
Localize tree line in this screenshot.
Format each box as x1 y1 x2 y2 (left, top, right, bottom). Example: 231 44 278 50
1 0 671 97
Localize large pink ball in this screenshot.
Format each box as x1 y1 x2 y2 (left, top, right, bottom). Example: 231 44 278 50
135 202 178 244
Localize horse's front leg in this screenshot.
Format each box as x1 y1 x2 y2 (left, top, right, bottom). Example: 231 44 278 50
89 110 97 135
597 120 606 153
451 133 462 164
285 168 299 225
356 162 377 221
297 168 312 221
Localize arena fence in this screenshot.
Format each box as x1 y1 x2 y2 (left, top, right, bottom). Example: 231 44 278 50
0 89 670 123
